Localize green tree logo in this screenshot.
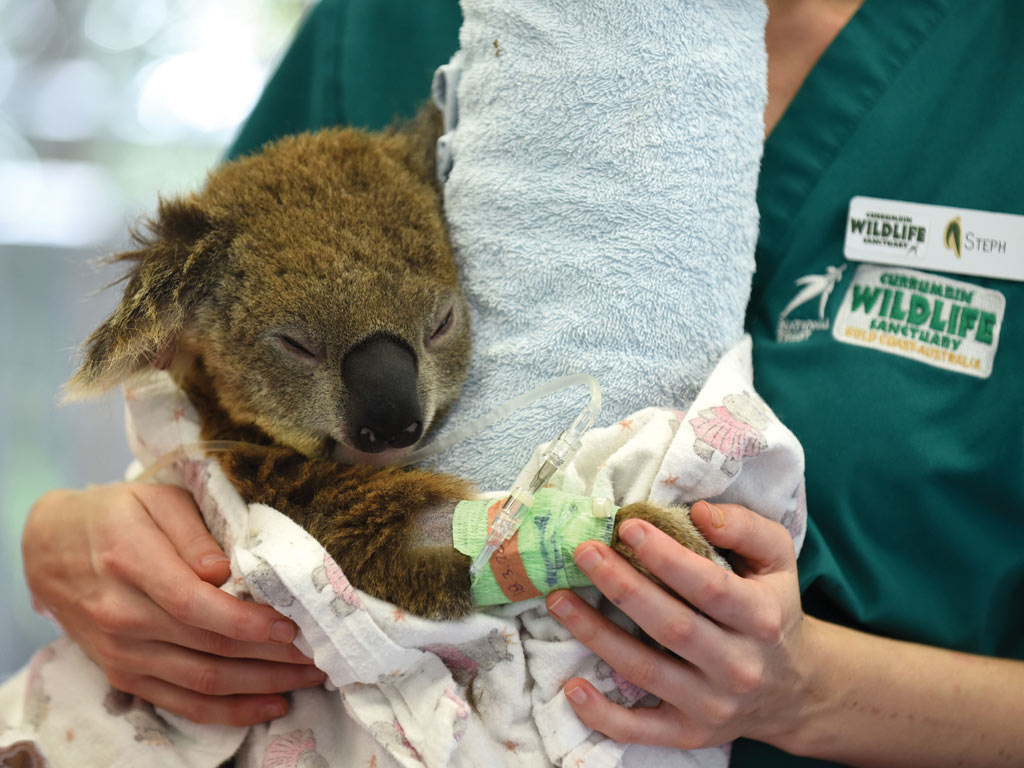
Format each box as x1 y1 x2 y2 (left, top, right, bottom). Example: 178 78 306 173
944 216 962 258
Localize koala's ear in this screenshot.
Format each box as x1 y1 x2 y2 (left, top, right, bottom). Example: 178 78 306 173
66 196 221 399
384 102 444 186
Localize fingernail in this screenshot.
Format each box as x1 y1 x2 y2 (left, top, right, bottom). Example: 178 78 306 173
200 554 229 570
304 667 327 684
259 701 287 721
618 520 645 549
575 545 604 574
548 595 573 620
565 685 588 705
270 620 296 643
703 501 726 529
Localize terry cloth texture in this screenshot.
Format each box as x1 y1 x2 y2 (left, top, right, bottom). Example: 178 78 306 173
424 0 768 493
0 338 805 768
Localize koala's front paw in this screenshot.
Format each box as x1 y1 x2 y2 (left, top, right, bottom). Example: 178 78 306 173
612 502 717 578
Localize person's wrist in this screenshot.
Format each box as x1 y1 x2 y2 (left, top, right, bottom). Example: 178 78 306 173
759 614 842 757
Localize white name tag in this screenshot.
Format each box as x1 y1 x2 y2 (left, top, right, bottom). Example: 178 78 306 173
844 196 1024 282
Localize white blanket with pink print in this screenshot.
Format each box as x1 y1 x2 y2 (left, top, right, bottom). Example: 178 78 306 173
0 336 805 768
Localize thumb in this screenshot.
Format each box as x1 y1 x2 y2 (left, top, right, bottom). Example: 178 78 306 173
690 500 795 576
133 483 232 585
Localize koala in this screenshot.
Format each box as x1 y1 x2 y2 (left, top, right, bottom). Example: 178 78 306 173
68 106 716 620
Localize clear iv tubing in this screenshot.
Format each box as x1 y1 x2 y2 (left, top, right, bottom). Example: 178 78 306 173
136 373 602 492
394 372 601 469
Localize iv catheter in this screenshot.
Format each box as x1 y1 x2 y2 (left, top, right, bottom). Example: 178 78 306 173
466 382 601 577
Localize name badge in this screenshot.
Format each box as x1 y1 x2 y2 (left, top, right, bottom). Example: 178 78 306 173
844 196 1024 282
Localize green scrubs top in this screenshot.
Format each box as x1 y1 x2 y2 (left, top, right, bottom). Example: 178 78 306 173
228 1 1024 765
735 1 1024 764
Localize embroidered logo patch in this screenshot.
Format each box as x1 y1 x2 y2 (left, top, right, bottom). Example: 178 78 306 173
775 264 847 343
832 265 1005 379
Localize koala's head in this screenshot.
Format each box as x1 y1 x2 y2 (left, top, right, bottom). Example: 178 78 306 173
68 109 470 462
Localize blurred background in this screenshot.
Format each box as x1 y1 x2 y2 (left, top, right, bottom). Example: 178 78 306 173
1 0 311 677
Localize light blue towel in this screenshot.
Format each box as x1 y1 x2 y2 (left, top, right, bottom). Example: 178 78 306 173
427 0 767 492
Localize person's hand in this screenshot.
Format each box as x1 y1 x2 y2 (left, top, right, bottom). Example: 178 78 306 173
22 483 326 726
545 501 815 751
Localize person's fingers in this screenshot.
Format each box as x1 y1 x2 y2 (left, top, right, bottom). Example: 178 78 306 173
561 678 713 751
112 642 325 697
98 528 298 646
175 626 316 665
615 519 778 639
134 484 231 585
107 673 293 727
80 589 315 671
546 588 701 704
564 541 751 675
155 577 299 647
83 588 313 664
688 501 796 576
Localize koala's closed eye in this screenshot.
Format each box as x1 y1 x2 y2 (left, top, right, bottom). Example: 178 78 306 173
274 332 320 364
426 305 455 348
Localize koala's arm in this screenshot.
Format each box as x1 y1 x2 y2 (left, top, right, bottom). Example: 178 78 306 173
216 443 718 620
218 446 477 620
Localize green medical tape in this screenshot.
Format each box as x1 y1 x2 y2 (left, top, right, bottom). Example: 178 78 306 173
452 487 617 607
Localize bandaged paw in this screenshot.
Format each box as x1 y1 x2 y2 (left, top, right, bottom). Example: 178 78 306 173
453 487 617 607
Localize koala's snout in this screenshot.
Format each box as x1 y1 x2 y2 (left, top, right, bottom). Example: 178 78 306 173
342 334 423 453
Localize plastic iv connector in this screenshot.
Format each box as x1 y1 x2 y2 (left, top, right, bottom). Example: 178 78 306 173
397 373 602 578
137 373 603 577
443 374 603 578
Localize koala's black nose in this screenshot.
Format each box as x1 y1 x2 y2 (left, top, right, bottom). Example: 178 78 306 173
342 334 423 453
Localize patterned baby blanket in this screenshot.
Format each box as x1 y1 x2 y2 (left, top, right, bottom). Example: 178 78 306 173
0 336 805 768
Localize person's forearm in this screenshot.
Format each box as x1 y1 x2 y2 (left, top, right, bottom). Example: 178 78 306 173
780 616 1024 767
